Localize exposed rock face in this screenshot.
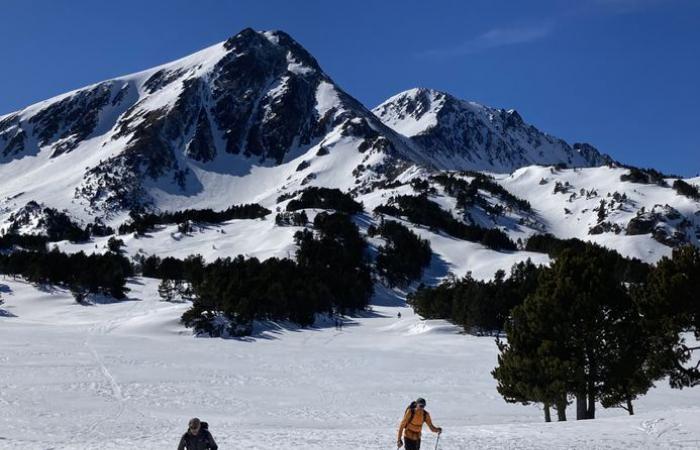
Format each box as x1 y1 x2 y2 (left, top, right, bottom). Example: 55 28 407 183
0 114 26 158
186 108 217 163
573 143 610 167
652 227 688 247
589 221 622 235
212 28 321 162
627 213 658 235
4 201 44 234
373 88 613 172
626 204 690 246
0 82 133 161
3 201 86 241
30 83 115 157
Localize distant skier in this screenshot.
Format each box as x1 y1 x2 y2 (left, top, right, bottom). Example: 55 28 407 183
397 312 402 319
178 417 218 450
397 398 442 450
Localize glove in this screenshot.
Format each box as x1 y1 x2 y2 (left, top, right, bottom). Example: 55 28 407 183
437 427 443 434
397 438 404 448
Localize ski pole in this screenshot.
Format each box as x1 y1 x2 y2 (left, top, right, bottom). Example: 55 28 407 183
434 432 441 450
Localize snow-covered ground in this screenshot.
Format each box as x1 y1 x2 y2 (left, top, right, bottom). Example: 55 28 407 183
2 278 700 449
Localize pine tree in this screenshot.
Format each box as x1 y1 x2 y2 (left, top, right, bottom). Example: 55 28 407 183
293 210 308 226
597 199 607 222
375 220 431 288
598 281 661 415
107 237 124 254
493 245 659 420
492 309 572 422
635 245 700 388
71 286 88 305
158 279 175 302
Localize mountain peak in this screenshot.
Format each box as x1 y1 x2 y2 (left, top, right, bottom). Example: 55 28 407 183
373 88 611 172
380 87 450 112
372 87 449 137
222 28 321 73
0 28 406 217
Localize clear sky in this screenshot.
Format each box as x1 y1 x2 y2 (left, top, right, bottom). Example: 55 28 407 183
1 0 698 175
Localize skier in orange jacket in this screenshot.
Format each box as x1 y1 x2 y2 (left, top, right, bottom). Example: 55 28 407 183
397 397 442 449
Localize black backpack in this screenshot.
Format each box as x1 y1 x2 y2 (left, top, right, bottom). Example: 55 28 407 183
405 401 425 425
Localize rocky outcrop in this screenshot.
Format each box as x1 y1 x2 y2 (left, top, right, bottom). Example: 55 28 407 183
4 201 87 241
626 204 690 246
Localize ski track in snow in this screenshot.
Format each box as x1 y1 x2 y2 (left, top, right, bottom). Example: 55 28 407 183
1 278 700 449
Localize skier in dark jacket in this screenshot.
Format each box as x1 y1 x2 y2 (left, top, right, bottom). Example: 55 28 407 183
177 417 218 450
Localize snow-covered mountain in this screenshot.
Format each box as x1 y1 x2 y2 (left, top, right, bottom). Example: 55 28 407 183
0 29 616 224
0 28 698 264
373 88 612 172
0 28 407 220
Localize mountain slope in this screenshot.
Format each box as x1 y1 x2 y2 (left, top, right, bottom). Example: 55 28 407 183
373 88 612 172
0 28 405 221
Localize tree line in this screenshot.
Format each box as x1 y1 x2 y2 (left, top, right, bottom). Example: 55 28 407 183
408 259 541 335
147 217 433 335
275 211 308 227
524 233 650 283
117 203 271 235
156 212 374 336
4 205 91 243
285 187 364 214
620 166 669 186
0 248 133 299
431 172 531 212
374 194 517 251
408 234 698 421
0 234 50 252
673 179 700 201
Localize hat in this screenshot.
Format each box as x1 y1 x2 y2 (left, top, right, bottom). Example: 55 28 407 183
416 397 426 406
189 418 201 428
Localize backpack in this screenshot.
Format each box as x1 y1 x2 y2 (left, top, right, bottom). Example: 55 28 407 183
405 401 426 425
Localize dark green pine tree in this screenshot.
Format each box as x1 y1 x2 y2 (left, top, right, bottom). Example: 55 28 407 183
375 220 432 288
494 245 659 421
492 300 572 422
107 237 125 254
635 245 700 388
598 310 659 415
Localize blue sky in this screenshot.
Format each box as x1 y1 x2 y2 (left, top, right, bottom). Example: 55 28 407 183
1 0 698 175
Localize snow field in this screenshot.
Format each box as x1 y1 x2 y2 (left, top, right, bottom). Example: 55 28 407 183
2 279 700 449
